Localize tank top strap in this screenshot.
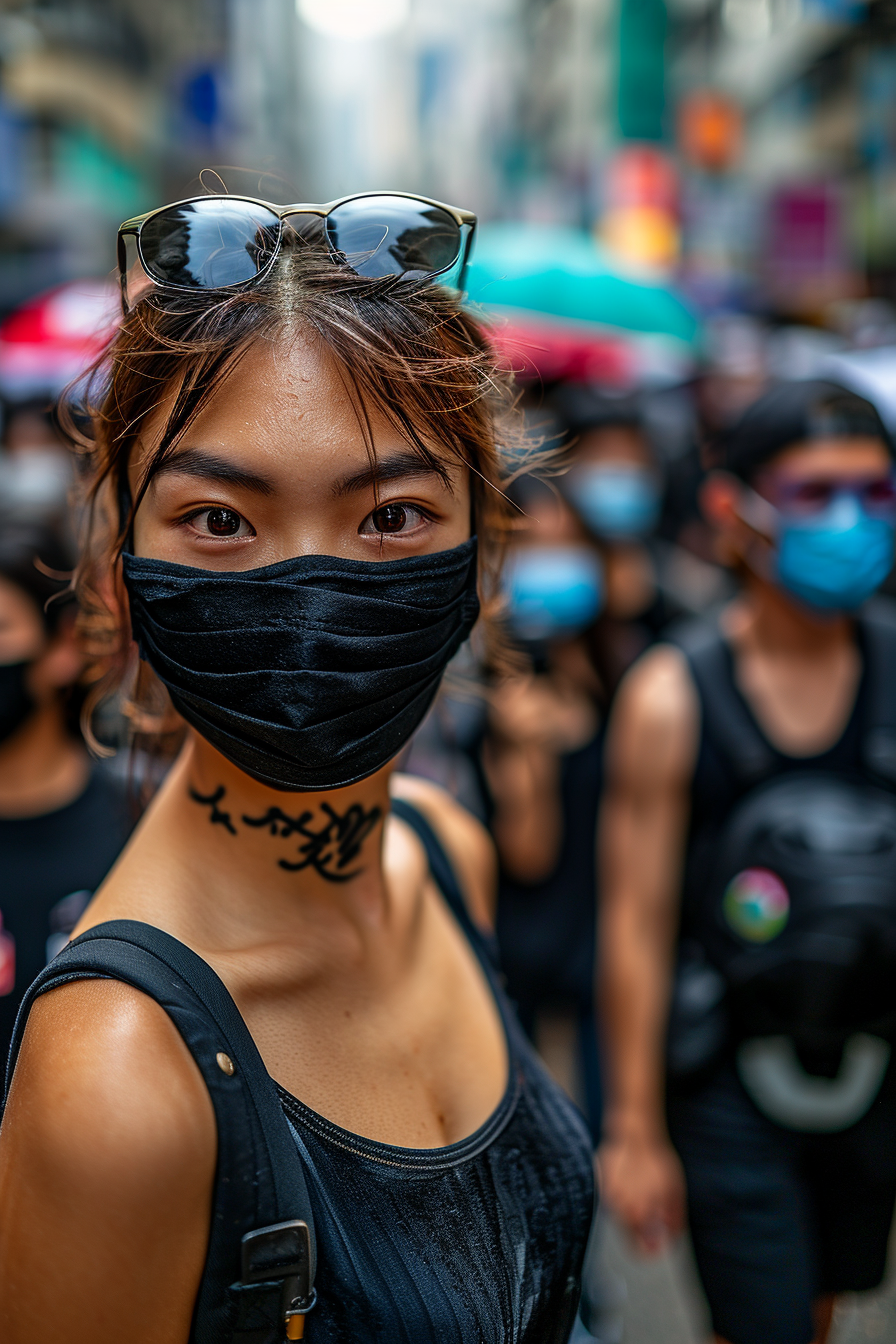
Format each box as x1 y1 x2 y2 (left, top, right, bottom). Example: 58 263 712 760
390 797 500 970
670 615 777 786
3 919 317 1344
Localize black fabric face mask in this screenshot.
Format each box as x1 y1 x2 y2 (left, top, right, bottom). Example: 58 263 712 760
0 660 35 746
122 538 480 791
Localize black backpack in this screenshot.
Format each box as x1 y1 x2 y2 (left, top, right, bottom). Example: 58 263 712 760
667 603 896 1127
2 919 318 1344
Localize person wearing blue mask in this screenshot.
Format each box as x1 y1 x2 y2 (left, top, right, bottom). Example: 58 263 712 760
598 380 896 1344
492 481 625 1342
549 386 675 696
503 540 604 645
483 478 605 1126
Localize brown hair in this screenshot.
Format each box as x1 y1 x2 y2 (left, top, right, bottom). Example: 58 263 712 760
63 237 518 750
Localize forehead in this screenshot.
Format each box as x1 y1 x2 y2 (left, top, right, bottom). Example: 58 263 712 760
522 491 586 543
576 424 651 465
135 335 460 482
762 435 893 479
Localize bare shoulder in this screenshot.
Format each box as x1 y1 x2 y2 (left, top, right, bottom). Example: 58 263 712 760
1 975 216 1199
390 772 497 929
0 979 216 1343
606 643 700 787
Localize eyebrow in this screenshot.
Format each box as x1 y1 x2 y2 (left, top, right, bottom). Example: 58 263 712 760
149 446 277 496
331 451 452 498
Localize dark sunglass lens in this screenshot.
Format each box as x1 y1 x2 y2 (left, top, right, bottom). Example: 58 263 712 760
790 480 835 512
139 199 281 290
863 478 896 509
326 196 460 279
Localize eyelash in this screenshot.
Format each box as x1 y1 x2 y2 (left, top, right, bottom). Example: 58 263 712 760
178 501 435 541
359 503 433 536
181 507 254 540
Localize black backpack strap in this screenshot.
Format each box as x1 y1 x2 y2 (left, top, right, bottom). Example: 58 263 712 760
668 616 776 786
390 797 501 969
860 597 896 785
2 920 316 1344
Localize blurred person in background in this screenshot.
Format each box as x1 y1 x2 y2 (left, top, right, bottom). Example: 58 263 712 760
0 523 132 1062
484 473 604 1135
695 314 769 441
0 398 74 536
551 385 680 694
599 380 896 1344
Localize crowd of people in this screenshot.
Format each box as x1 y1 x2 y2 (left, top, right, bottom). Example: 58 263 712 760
0 190 895 1344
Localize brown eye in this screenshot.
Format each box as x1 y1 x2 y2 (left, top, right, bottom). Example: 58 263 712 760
205 508 243 536
371 503 409 533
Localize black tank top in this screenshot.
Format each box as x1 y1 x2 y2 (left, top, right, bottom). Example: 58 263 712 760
5 800 594 1343
276 798 595 1343
496 733 602 1025
679 619 867 936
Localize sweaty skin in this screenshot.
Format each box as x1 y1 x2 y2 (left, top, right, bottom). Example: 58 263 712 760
0 336 502 1344
598 437 891 1344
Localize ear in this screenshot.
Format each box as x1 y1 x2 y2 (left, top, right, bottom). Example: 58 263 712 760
699 469 745 530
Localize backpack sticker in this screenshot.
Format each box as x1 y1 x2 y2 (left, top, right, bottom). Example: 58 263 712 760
723 868 790 943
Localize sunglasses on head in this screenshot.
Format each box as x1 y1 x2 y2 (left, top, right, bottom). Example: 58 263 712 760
117 191 477 311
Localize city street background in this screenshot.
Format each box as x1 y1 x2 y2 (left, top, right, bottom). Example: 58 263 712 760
2 2 896 1341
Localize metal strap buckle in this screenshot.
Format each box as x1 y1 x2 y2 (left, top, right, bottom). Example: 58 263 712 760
241 1220 315 1338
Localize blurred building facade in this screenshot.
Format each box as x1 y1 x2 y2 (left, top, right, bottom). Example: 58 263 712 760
0 0 895 325
670 0 896 318
0 0 301 307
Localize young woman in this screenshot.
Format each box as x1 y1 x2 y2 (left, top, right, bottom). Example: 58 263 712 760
0 193 594 1344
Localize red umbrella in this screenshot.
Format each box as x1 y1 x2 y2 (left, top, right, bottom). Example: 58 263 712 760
484 310 636 387
483 307 692 388
0 278 119 400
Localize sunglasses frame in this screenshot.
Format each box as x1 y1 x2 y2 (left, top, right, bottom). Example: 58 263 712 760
117 190 478 310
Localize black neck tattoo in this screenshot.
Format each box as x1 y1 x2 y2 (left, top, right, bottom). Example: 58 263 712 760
189 785 237 836
189 784 382 883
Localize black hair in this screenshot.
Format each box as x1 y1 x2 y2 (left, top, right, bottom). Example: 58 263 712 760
724 380 894 482
548 384 643 440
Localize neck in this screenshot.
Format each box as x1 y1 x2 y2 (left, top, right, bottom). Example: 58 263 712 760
729 569 855 658
0 703 89 818
154 734 395 942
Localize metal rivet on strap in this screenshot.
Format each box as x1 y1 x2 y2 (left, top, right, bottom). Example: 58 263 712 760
216 1051 235 1076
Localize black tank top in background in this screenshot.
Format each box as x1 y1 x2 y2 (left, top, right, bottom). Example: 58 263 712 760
0 764 133 1063
496 732 603 1030
678 620 867 939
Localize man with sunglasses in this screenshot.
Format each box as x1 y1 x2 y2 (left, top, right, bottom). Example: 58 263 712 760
598 380 896 1344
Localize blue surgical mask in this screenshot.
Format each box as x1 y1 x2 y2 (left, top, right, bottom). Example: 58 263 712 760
775 494 895 611
567 464 661 540
504 545 604 642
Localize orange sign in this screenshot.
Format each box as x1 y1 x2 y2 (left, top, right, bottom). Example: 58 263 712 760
678 90 743 173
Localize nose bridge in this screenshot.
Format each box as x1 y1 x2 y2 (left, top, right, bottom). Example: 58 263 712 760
275 486 352 560
281 206 327 222
280 209 329 249
828 491 862 528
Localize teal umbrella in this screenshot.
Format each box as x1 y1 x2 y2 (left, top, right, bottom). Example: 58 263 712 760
464 222 699 347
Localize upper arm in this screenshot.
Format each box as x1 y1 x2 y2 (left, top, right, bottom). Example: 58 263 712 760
600 644 700 924
0 978 217 1344
390 773 498 930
